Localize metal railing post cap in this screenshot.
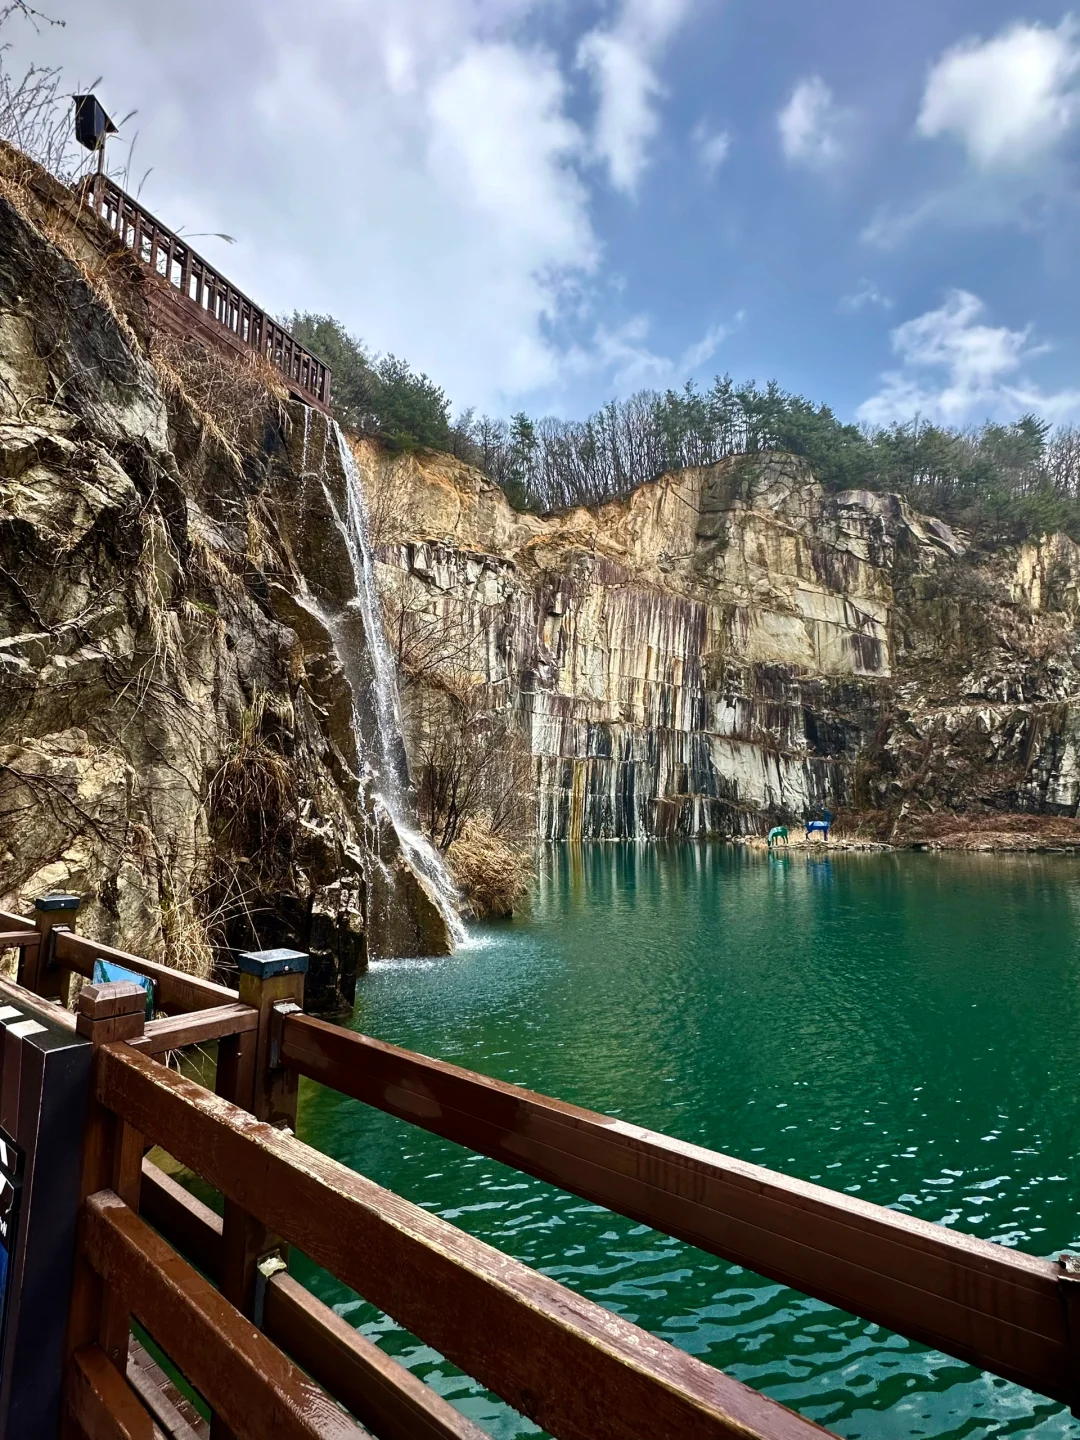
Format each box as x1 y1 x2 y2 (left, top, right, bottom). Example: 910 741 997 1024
236 948 308 979
34 893 81 913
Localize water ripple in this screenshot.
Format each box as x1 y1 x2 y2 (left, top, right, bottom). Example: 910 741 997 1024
295 847 1080 1440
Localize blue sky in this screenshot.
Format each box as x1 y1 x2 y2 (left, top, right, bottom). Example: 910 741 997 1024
10 0 1080 425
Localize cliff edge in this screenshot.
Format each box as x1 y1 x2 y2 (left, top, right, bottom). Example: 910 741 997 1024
0 163 450 1003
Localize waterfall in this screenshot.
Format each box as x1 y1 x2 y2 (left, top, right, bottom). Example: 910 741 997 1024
312 418 466 946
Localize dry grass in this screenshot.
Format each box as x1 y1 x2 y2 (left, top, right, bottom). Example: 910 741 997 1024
151 335 289 469
895 809 1080 848
188 531 248 608
447 820 532 918
207 691 298 865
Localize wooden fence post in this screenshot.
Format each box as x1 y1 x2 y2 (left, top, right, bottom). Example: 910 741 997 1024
23 893 80 1000
213 950 307 1440
237 949 308 1127
65 982 146 1409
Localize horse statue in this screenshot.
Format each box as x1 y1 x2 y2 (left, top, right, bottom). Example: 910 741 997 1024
767 826 789 849
805 811 832 842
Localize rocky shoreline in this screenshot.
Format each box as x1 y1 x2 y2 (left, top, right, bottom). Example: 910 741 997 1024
739 811 1080 853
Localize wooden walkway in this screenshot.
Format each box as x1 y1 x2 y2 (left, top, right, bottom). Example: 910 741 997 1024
1 895 1077 1439
78 174 332 412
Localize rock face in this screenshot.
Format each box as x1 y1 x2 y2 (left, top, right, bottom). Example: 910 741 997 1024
0 181 450 1002
361 442 1080 841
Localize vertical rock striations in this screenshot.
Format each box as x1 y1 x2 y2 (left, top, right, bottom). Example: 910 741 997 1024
364 442 1080 842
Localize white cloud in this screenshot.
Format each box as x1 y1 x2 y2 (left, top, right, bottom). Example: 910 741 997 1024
777 75 851 170
692 120 731 175
578 0 694 195
918 17 1080 169
857 290 1080 426
427 45 593 271
565 311 739 391
7 0 703 411
839 280 893 314
680 317 736 369
868 17 1080 247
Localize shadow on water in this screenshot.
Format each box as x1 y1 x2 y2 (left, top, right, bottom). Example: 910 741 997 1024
293 843 1080 1440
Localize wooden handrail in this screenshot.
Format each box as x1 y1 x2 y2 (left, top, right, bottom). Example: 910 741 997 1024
263 1276 492 1440
53 930 239 1013
0 971 76 1029
101 1044 829 1440
139 1161 493 1440
279 1014 1073 1407
78 174 332 409
141 1160 224 1279
83 1190 363 1439
130 1003 258 1056
0 909 35 931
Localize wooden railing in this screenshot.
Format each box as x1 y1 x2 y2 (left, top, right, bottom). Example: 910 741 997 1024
2 895 1078 1440
77 173 332 411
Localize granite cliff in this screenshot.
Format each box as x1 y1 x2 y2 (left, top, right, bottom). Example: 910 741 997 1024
362 441 1080 847
0 160 451 1004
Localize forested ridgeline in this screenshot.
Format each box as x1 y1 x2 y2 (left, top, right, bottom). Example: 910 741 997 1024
290 311 1080 545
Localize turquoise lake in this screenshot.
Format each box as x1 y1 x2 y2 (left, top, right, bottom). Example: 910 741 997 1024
294 844 1080 1439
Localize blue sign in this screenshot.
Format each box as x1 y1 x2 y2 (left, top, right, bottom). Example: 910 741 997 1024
0 1129 23 1382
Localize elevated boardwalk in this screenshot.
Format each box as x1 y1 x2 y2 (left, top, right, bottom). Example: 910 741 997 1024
78 173 332 413
0 896 1077 1438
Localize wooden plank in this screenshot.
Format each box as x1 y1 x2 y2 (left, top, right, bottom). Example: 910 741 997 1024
140 1160 224 1281
139 1163 485 1440
128 1340 209 1440
82 1191 368 1440
0 930 40 947
0 909 35 931
279 1015 1072 1405
53 932 238 1013
0 971 76 1028
99 1044 831 1440
66 1344 165 1440
130 1006 258 1057
101 1114 146 1371
67 984 148 1386
264 1274 491 1440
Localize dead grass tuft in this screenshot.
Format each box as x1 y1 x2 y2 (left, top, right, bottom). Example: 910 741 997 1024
447 821 532 919
151 334 288 466
208 691 298 866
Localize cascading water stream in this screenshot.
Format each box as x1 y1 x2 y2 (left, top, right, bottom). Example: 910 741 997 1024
307 416 466 946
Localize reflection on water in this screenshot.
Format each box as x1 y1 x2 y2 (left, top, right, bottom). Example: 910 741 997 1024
294 845 1080 1439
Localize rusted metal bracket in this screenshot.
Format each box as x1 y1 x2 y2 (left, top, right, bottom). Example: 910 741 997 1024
268 1001 302 1072
1058 1253 1080 1414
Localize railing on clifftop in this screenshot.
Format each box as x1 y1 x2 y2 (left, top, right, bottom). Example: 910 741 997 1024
77 173 332 412
1 894 1079 1439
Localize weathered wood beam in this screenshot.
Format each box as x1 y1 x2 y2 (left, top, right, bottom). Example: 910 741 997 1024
53 931 238 1013
66 1344 166 1440
279 1013 1073 1407
99 1044 830 1440
83 1191 367 1440
139 1162 488 1440
129 1005 258 1058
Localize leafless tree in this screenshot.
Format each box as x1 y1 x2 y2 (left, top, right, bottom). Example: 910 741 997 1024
411 684 533 852
0 4 77 179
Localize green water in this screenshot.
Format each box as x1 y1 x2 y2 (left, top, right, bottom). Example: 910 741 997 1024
294 845 1080 1439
